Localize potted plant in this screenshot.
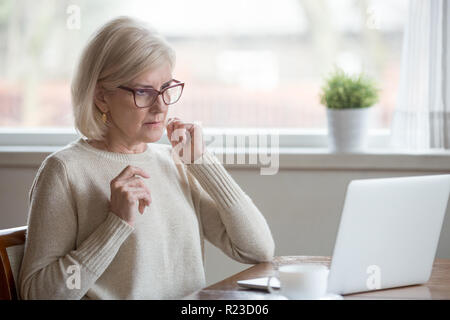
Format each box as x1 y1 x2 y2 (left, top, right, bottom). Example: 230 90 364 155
319 68 379 152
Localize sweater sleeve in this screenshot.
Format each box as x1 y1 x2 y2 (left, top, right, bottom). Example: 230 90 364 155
18 156 134 300
185 149 275 264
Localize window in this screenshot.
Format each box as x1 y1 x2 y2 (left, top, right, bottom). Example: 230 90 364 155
0 0 407 133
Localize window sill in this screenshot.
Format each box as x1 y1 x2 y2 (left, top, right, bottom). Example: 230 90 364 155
1 145 450 171
0 128 449 171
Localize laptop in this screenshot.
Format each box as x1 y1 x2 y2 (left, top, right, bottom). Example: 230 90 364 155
237 174 450 296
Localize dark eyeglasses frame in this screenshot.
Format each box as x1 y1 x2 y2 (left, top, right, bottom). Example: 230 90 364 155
118 79 185 108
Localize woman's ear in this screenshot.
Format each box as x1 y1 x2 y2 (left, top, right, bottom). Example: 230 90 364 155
94 84 109 113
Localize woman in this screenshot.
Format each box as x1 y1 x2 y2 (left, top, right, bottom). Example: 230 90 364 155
18 16 274 300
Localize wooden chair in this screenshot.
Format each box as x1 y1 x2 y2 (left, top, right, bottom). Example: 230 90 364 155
0 226 27 300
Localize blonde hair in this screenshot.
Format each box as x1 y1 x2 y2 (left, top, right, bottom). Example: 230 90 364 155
71 16 176 141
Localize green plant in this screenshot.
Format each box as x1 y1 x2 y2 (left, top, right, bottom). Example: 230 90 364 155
319 68 379 109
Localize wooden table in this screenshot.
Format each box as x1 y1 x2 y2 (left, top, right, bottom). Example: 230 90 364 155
183 256 450 300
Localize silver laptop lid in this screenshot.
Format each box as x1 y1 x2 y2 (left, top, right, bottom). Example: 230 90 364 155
327 174 450 295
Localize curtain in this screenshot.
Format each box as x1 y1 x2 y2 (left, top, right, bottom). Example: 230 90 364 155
391 0 450 150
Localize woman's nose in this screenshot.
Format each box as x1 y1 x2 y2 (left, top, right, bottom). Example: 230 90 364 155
152 95 167 112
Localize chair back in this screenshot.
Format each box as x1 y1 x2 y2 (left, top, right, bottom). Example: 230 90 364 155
0 226 27 300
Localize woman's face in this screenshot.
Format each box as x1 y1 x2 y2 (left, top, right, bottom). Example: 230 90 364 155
102 62 173 146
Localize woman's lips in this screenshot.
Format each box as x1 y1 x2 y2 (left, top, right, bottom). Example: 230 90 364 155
144 121 162 128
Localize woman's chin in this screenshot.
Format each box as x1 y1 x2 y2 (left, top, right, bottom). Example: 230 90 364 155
142 129 164 143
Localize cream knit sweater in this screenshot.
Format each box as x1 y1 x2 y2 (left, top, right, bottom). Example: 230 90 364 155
18 137 275 300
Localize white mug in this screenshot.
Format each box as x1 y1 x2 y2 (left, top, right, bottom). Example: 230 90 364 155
266 264 329 299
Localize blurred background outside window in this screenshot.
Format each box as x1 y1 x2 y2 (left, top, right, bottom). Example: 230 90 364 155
0 0 407 131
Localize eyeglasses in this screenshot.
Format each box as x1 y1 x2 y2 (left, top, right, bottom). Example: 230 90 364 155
118 79 185 108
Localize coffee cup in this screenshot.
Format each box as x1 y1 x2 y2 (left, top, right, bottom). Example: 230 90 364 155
266 264 329 299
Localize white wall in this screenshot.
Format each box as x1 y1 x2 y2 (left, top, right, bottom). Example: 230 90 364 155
1 164 449 287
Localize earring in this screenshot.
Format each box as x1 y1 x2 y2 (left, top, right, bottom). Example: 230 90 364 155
102 113 107 124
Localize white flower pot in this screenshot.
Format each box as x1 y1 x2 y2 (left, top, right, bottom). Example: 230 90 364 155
326 108 372 152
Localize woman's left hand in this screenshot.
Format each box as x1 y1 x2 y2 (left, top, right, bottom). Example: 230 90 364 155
166 117 206 164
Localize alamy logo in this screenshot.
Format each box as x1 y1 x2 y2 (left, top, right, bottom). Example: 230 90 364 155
366 7 381 30
66 5 81 30
366 265 381 290
169 128 280 175
66 264 81 290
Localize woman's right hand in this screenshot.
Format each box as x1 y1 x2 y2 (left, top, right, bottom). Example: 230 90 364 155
109 165 152 227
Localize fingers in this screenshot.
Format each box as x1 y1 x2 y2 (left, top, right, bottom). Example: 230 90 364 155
166 117 181 140
109 166 154 225
167 118 187 144
125 187 152 206
184 122 202 142
124 177 151 195
167 118 202 135
126 188 152 214
182 122 195 131
113 165 150 183
138 199 146 214
169 118 199 135
166 117 180 130
167 118 187 137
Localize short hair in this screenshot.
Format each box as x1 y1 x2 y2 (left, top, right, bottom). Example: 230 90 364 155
71 16 176 141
